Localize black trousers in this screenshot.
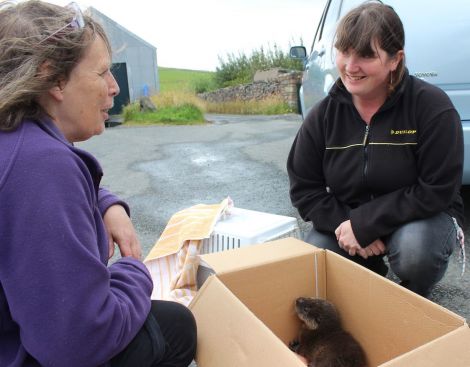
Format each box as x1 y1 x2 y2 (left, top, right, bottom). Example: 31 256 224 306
111 300 197 367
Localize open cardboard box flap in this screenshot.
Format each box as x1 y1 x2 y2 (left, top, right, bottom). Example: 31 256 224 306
190 238 470 366
380 326 470 366
190 275 306 367
323 249 466 364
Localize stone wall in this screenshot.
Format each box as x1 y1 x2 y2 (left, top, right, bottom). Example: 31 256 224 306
197 68 302 112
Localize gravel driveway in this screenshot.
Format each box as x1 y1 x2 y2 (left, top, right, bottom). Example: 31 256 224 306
78 113 470 322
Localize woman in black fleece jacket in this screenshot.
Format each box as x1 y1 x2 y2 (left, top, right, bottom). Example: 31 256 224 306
287 2 464 297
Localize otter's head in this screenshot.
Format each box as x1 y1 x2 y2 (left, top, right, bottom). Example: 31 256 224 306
295 297 341 331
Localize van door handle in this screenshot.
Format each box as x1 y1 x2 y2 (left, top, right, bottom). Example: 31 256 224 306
312 49 325 60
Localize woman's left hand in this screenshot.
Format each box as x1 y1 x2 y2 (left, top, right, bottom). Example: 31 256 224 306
335 220 362 256
359 239 386 259
103 204 142 260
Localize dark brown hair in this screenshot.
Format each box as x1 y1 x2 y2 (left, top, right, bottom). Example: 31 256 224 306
0 0 110 130
334 1 405 94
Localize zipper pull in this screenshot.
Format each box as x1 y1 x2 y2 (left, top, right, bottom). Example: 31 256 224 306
363 125 370 146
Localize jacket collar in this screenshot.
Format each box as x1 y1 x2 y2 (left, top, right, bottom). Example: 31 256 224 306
34 115 72 145
31 116 104 190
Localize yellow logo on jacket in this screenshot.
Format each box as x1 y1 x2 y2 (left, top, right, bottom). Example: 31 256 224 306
390 129 417 135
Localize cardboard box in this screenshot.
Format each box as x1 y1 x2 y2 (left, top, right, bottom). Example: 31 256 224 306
189 238 470 366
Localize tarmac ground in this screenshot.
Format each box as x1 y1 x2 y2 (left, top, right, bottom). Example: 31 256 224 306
78 113 470 322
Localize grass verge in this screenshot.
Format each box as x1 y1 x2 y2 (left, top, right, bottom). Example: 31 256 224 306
204 96 294 115
123 103 205 126
123 68 297 125
122 92 295 125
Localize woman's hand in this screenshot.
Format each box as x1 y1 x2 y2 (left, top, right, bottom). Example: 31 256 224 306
103 204 142 260
359 239 386 259
335 220 386 259
335 220 362 256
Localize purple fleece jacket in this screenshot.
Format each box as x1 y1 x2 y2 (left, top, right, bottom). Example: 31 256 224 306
0 118 153 366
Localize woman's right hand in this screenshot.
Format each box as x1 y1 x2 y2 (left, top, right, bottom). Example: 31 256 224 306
335 220 363 255
103 204 142 260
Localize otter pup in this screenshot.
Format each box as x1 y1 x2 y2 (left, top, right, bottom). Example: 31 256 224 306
289 297 367 367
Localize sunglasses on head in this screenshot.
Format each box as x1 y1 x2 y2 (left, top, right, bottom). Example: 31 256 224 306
39 2 85 44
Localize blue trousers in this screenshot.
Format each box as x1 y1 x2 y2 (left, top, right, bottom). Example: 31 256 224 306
111 300 197 367
304 213 456 297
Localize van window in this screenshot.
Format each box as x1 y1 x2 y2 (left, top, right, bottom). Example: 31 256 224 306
317 0 342 43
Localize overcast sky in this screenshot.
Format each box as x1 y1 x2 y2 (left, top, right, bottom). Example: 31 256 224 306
43 0 326 71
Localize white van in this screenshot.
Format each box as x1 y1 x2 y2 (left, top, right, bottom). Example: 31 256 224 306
291 0 470 183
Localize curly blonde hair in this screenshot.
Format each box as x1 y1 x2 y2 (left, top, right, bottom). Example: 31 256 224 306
0 0 110 130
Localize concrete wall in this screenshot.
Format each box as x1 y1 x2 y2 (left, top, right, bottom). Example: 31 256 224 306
198 69 302 111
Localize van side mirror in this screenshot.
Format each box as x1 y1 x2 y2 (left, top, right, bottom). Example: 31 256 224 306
290 46 307 60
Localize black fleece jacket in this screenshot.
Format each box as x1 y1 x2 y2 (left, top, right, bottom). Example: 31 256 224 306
287 71 464 246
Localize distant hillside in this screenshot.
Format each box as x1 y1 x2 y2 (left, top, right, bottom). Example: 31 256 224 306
159 67 214 92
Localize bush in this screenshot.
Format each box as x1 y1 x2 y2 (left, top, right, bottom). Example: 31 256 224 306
191 78 216 94
215 43 304 88
122 102 141 121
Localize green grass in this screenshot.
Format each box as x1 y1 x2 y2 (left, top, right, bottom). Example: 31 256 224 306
204 96 295 115
121 67 295 125
123 102 205 126
158 67 215 93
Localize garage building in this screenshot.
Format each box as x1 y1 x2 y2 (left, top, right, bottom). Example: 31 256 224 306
88 7 159 115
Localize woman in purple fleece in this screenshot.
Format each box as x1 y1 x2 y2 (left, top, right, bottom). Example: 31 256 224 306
0 1 196 366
